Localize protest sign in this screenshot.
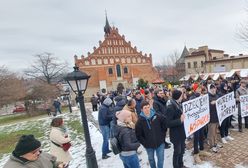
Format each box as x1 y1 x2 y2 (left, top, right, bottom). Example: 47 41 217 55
240 95 248 117
216 92 236 125
182 94 210 137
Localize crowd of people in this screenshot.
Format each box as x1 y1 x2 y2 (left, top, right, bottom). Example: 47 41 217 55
3 78 248 168
97 78 248 168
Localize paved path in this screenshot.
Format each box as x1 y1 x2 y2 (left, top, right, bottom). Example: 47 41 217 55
206 128 248 168
186 127 248 168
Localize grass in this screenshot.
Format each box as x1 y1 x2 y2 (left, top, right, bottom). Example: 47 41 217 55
0 113 49 126
67 120 83 134
0 127 43 157
0 107 71 126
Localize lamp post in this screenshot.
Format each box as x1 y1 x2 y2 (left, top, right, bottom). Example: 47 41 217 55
64 66 98 168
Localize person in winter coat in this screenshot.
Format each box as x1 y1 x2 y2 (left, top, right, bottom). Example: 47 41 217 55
3 134 66 168
134 91 143 116
166 89 186 168
236 79 248 132
218 82 234 143
53 99 61 116
208 84 222 153
115 110 140 168
189 86 211 164
153 89 171 149
135 101 167 168
98 97 113 159
50 117 72 165
91 94 98 111
123 98 138 124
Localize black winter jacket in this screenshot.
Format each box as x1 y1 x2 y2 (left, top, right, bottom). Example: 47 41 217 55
153 95 167 117
208 93 219 123
115 125 140 151
135 109 167 149
166 99 186 143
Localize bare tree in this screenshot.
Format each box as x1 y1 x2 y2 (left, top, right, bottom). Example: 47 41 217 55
24 53 69 84
0 66 25 107
156 50 180 82
22 80 61 116
237 6 248 46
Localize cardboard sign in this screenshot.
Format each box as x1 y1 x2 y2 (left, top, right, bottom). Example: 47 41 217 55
240 95 248 117
182 94 210 137
216 92 236 125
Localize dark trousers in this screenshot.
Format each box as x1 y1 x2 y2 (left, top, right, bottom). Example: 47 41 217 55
92 104 98 111
193 128 204 154
172 140 185 168
220 117 229 138
238 104 248 130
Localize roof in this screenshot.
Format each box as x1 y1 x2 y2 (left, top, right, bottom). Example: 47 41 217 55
179 74 191 81
152 78 164 84
177 46 189 64
240 69 248 77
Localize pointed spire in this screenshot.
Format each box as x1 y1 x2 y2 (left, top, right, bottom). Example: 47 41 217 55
181 45 189 58
104 11 111 36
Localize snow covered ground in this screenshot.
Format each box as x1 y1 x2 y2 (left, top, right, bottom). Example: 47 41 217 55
0 106 245 168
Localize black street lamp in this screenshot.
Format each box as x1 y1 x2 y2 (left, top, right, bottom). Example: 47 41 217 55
64 66 98 168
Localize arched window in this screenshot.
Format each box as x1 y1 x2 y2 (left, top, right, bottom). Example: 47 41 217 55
124 67 128 74
116 64 122 77
108 68 113 75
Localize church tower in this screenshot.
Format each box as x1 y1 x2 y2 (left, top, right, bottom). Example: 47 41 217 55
74 16 159 94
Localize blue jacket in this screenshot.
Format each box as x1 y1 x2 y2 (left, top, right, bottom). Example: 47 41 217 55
135 97 143 115
98 104 113 126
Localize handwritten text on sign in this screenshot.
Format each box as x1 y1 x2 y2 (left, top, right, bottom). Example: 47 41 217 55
182 94 210 137
240 95 248 117
216 92 236 125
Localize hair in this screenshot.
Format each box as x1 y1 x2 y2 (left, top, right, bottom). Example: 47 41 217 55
141 100 150 109
127 97 134 106
144 89 150 95
51 117 63 127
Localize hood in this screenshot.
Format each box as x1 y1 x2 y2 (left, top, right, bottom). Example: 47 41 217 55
103 97 113 106
116 99 127 107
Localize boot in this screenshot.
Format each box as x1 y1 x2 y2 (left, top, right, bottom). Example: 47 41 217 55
194 154 203 164
199 150 212 157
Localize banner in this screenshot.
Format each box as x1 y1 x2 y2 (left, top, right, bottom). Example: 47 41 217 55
182 94 210 137
240 95 248 117
216 92 236 125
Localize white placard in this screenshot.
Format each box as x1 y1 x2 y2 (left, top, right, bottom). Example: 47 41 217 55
240 95 248 117
216 92 236 125
182 94 210 137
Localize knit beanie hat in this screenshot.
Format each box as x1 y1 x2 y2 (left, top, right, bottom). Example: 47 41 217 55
116 110 132 122
172 89 182 100
207 83 216 91
13 134 41 156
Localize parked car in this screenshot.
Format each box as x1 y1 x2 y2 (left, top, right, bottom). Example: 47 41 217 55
12 105 25 113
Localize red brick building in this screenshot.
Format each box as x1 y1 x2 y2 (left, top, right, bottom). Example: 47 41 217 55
74 17 159 94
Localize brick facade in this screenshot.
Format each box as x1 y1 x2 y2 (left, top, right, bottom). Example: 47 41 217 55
75 24 159 94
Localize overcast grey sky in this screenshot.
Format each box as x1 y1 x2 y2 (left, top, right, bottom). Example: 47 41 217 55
0 0 247 72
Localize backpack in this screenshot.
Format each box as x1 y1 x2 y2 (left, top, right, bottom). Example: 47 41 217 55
110 136 121 155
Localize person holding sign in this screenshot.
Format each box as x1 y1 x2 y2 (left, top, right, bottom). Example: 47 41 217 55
208 84 222 153
236 79 248 132
166 89 187 168
218 82 234 143
189 85 211 164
